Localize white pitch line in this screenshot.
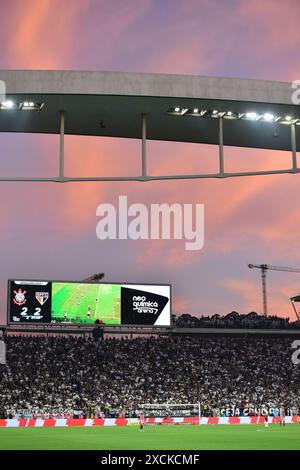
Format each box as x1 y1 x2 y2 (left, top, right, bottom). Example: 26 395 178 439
95 285 101 319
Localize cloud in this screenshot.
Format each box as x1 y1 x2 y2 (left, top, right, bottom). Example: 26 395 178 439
6 0 89 69
1 0 300 322
223 274 299 319
172 296 192 314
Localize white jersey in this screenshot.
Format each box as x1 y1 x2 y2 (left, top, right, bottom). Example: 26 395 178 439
280 408 285 418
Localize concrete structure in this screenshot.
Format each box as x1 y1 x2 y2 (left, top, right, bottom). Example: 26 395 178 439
0 70 299 182
1 323 300 336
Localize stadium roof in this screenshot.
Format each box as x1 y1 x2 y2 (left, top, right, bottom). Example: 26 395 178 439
291 295 300 302
0 70 299 182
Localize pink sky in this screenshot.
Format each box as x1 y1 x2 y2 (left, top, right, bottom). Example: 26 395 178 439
0 0 300 322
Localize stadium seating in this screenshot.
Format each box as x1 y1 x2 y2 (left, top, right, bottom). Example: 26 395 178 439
0 335 299 419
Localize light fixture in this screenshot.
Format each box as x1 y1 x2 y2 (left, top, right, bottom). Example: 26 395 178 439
211 110 220 118
0 100 45 111
0 100 15 109
263 113 275 121
245 112 258 120
19 101 44 111
22 101 35 108
224 111 237 119
279 115 295 124
166 107 299 125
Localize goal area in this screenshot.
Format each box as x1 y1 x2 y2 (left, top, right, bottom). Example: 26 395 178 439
139 403 201 424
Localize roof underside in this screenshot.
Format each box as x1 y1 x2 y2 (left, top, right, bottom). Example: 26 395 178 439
0 70 299 151
291 295 300 302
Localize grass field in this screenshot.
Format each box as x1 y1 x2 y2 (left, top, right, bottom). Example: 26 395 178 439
0 425 300 450
51 282 121 324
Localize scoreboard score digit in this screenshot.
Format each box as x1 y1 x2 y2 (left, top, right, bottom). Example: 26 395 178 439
8 281 52 323
7 280 171 327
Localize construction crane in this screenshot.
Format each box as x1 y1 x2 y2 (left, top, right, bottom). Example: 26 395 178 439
82 273 105 283
248 264 300 317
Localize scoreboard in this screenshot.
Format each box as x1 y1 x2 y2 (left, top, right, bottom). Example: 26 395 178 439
7 280 171 327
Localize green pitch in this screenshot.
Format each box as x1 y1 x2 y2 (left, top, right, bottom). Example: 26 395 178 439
51 282 121 324
0 425 300 450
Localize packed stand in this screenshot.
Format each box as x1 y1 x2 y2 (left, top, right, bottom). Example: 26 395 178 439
0 335 299 419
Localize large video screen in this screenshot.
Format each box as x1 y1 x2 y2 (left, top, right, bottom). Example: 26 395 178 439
7 280 171 326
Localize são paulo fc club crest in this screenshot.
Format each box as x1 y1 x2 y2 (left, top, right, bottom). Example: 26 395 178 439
35 292 49 306
13 289 27 306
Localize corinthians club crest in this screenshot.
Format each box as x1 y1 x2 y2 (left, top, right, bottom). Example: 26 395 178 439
35 292 49 306
13 289 27 306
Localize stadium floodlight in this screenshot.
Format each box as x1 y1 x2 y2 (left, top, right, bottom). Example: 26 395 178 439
263 113 275 121
0 100 44 111
82 273 105 282
279 115 297 125
224 111 237 120
0 100 15 109
245 112 258 120
22 101 34 108
19 101 44 111
170 107 188 115
0 71 299 183
166 108 299 126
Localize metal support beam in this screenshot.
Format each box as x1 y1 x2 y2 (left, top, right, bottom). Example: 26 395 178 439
1 167 300 182
291 123 297 171
141 113 147 178
59 111 65 178
0 111 300 184
290 299 300 322
218 117 224 175
261 267 268 317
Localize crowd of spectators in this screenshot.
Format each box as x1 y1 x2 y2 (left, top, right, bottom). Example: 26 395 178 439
0 334 299 419
174 311 300 329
